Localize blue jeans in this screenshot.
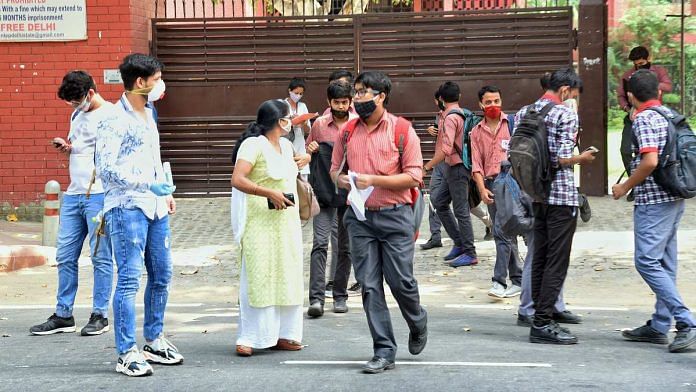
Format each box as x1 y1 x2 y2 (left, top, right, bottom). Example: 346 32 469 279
634 200 696 334
55 193 113 318
106 207 173 355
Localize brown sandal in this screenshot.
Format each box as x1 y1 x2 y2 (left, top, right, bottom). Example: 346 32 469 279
236 345 253 357
272 339 303 351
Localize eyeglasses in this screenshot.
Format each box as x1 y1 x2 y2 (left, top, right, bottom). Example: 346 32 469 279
353 89 380 98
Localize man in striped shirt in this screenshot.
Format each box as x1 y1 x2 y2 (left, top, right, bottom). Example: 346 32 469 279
330 71 428 374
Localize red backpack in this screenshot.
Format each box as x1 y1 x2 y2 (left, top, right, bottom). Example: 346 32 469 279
336 117 425 240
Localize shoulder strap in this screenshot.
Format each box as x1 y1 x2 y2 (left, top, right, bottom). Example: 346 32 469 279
645 107 679 155
539 102 556 119
71 110 80 121
394 117 411 157
335 118 361 182
506 113 515 134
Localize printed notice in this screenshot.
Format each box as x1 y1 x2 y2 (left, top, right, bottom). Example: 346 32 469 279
0 0 87 42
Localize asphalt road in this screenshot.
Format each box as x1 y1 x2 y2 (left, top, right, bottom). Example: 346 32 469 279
1 300 695 392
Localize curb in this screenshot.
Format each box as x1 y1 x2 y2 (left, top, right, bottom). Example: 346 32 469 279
0 246 55 272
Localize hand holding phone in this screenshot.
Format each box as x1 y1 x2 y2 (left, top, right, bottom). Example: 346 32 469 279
585 146 599 154
267 191 295 210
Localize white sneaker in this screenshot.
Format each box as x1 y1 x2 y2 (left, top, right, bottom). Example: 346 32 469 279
143 335 184 365
116 347 154 377
504 285 522 298
488 282 506 299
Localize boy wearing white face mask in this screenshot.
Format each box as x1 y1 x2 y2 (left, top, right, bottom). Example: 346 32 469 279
95 53 182 377
30 71 115 338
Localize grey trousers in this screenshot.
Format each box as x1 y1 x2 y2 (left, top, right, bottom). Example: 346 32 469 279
310 206 351 304
432 163 476 256
518 232 566 316
427 162 447 241
343 206 428 361
485 179 522 288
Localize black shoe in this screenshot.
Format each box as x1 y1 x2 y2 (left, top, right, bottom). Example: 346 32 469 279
333 299 348 313
622 321 668 344
348 282 361 292
483 227 494 241
420 238 443 250
669 323 696 353
578 194 592 223
30 314 76 335
408 324 428 355
362 357 395 374
307 302 324 318
530 322 578 345
81 313 110 336
553 310 583 324
517 313 533 327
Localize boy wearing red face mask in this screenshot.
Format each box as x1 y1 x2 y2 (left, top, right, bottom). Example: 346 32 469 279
470 86 523 299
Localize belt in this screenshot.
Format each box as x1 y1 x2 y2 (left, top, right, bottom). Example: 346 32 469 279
366 203 406 212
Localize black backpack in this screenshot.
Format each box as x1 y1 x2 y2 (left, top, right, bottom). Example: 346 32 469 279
309 142 347 208
646 107 696 199
508 102 556 203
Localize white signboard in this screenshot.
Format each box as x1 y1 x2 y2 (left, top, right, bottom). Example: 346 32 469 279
0 0 87 42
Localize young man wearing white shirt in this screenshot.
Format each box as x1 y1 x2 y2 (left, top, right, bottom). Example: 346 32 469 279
30 71 115 337
95 54 182 377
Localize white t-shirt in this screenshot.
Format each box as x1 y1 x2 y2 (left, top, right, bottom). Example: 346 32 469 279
65 102 117 195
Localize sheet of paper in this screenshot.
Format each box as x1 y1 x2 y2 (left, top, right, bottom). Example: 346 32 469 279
347 170 374 221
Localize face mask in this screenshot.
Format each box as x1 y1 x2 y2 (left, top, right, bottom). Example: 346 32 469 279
354 96 378 120
75 95 91 112
130 79 166 102
289 92 302 103
635 62 651 70
483 105 501 119
280 119 292 134
331 108 349 119
437 100 446 111
148 80 166 102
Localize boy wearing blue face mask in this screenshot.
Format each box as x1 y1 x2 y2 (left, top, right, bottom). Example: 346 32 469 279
95 53 182 377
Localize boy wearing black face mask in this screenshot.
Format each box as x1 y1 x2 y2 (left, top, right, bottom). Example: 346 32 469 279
330 71 427 374
617 46 672 114
305 81 357 317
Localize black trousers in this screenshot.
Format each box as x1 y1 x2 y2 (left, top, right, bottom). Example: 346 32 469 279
343 206 427 361
531 203 578 326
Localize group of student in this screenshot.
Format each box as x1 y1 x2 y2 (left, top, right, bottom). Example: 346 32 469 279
27 50 695 377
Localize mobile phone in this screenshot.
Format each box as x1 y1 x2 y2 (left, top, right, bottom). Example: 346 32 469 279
267 193 295 209
585 146 599 154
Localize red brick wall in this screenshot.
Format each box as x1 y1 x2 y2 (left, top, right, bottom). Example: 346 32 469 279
0 0 155 207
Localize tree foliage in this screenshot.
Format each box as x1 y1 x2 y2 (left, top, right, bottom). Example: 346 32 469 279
608 0 696 114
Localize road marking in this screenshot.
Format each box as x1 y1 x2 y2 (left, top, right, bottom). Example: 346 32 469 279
0 303 204 310
282 360 551 368
444 304 629 312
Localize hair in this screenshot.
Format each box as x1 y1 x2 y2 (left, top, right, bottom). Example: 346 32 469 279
57 70 97 101
629 46 650 61
438 81 460 103
478 85 501 102
355 71 392 105
540 72 552 90
434 89 441 100
119 53 164 90
328 70 354 83
327 81 353 101
231 100 290 163
628 69 659 102
548 67 583 92
288 77 306 91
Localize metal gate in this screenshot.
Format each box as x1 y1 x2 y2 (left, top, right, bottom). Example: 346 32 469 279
152 7 575 196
